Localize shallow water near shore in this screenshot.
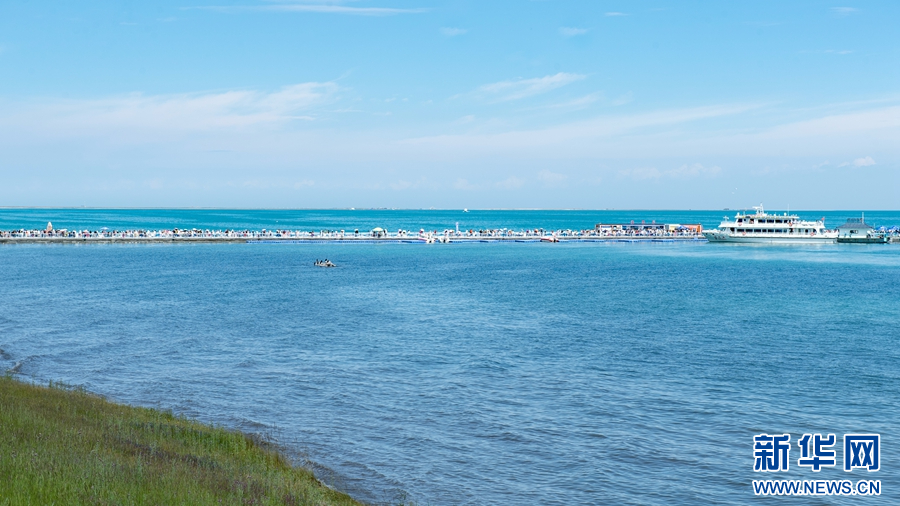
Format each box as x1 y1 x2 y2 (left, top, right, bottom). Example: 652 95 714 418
2 210 899 504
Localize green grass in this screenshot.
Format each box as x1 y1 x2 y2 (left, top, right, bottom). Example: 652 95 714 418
0 375 363 506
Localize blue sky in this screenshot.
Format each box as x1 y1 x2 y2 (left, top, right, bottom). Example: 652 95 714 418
1 1 898 209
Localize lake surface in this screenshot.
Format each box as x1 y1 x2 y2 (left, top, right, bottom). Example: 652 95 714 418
2 209 899 504
3 207 898 233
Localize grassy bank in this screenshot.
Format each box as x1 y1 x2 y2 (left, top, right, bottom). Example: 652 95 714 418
0 375 362 505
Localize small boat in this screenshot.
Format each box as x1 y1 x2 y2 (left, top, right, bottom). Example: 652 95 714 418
540 236 559 243
315 260 337 267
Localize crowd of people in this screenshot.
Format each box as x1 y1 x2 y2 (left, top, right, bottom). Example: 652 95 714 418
0 227 297 239
0 225 707 240
5 221 898 244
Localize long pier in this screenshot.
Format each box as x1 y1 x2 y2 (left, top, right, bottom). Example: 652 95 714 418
5 225 895 244
0 223 713 244
0 236 708 244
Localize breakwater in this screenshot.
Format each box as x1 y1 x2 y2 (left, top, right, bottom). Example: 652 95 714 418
0 227 707 243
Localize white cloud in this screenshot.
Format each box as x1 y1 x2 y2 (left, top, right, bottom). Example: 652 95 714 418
241 179 274 189
453 178 478 190
559 27 589 37
440 27 467 36
197 3 427 16
477 72 586 101
619 167 661 180
537 170 568 186
390 180 413 190
831 7 857 16
605 12 627 17
611 91 633 106
403 103 758 152
654 105 900 159
804 49 854 55
757 106 900 139
2 82 339 136
525 92 602 112
555 92 601 108
667 163 721 178
840 156 876 167
3 80 898 194
495 176 524 189
619 164 720 181
143 178 165 190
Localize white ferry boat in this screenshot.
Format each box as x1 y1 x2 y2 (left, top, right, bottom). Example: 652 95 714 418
704 205 837 243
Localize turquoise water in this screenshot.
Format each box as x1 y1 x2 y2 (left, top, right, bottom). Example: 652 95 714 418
2 208 898 233
1 209 899 504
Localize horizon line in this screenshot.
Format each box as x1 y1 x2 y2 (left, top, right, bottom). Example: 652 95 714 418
1 207 898 212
